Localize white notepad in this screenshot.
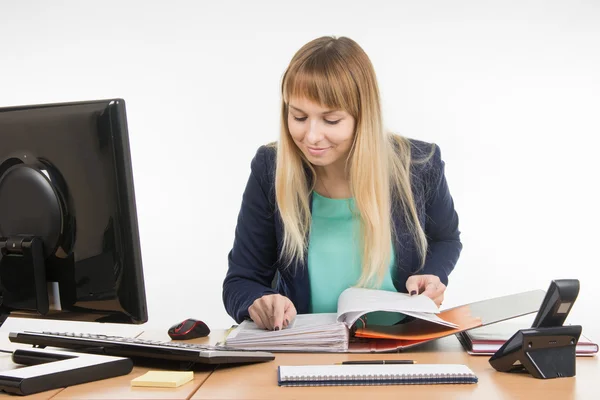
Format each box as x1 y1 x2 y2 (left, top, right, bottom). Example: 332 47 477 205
277 364 478 386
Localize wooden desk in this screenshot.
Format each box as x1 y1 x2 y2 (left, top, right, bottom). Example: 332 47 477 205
53 330 215 400
192 334 599 400
1 329 597 399
51 365 211 400
0 329 215 400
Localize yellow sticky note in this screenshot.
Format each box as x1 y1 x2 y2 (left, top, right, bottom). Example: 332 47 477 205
131 371 194 388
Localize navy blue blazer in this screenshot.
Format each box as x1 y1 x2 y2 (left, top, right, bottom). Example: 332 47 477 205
222 139 462 323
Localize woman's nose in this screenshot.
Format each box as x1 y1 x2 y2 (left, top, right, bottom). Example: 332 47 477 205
305 119 323 143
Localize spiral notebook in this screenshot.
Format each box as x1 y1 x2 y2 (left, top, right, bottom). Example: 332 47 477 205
277 364 478 387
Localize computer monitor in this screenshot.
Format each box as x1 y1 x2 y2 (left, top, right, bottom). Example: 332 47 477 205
0 98 147 326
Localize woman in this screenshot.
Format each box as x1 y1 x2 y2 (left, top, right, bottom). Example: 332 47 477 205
223 36 461 331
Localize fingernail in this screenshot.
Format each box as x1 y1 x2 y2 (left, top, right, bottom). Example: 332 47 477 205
274 326 280 331
410 290 417 296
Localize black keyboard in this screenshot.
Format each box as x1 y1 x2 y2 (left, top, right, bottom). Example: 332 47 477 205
8 330 275 365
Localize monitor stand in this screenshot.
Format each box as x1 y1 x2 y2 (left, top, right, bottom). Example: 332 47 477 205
0 236 134 395
0 235 49 316
0 347 133 395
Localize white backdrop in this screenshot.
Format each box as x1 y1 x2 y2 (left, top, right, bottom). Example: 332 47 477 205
0 1 598 339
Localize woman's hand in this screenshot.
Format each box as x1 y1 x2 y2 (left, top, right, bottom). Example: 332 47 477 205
405 274 446 307
248 294 297 330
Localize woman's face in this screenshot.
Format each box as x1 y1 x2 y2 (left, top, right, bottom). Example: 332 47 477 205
287 97 356 170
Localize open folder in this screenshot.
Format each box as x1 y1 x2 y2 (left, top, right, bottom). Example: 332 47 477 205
221 288 546 353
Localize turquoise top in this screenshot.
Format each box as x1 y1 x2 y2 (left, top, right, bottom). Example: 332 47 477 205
307 192 404 326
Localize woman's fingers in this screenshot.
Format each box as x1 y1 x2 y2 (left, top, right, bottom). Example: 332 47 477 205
249 294 296 330
282 300 298 329
432 292 445 307
271 297 286 331
406 274 446 307
249 295 274 329
248 304 268 329
405 275 423 296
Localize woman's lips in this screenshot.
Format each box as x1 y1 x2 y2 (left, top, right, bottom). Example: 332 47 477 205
307 146 330 156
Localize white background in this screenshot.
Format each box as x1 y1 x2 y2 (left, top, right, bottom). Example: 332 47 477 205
0 1 598 340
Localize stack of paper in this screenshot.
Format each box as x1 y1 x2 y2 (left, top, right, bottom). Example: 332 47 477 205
224 313 349 352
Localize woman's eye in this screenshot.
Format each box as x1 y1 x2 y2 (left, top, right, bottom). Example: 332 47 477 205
324 119 341 125
293 116 307 122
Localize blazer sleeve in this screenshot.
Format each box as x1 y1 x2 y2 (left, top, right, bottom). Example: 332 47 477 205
222 146 279 323
419 144 462 286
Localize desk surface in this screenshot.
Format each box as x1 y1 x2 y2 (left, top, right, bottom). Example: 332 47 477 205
0 325 213 400
49 330 215 400
52 366 212 400
0 328 598 399
191 331 599 400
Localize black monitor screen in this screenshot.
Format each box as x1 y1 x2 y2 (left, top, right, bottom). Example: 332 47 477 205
0 99 147 324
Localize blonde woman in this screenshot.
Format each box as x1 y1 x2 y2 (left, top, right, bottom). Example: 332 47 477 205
223 36 461 331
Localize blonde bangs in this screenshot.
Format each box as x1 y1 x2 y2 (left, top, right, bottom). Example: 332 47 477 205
282 52 359 118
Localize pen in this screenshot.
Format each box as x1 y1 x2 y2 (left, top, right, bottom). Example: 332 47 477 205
336 360 417 365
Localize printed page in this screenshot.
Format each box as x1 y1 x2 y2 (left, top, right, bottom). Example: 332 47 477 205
336 287 441 327
224 313 349 351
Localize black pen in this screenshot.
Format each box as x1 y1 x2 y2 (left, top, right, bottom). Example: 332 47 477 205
337 360 417 365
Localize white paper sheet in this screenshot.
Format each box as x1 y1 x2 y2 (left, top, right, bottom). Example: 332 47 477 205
336 287 445 327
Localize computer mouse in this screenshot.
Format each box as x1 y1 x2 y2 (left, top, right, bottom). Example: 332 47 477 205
168 318 210 340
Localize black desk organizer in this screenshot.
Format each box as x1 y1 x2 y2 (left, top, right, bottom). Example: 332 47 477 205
489 279 581 379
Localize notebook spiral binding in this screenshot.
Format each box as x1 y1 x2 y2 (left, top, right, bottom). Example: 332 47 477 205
279 370 478 387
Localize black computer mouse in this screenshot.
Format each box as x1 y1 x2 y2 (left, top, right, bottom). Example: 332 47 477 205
168 318 210 340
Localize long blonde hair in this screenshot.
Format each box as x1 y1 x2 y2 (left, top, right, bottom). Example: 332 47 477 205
274 36 428 287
